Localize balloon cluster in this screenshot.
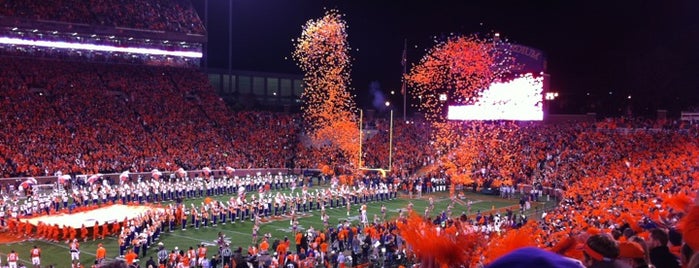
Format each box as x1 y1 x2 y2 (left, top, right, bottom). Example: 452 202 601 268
406 34 514 121
293 10 360 169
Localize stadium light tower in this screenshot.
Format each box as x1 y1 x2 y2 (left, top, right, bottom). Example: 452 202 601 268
389 106 394 172
545 92 558 100
544 91 558 116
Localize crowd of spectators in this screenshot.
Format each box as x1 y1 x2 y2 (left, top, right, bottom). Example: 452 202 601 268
0 57 298 178
392 120 699 267
1 55 698 185
0 0 205 34
595 116 692 130
361 119 435 175
360 116 699 266
528 125 699 266
1 53 699 266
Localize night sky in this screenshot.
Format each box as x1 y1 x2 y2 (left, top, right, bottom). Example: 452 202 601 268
192 0 699 117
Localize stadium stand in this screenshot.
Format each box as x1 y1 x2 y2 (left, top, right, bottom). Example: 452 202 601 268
0 0 205 34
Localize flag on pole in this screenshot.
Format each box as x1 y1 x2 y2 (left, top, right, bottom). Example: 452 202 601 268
401 77 407 95
401 39 407 95
401 42 407 68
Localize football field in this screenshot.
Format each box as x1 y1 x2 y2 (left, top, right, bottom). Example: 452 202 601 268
0 186 551 267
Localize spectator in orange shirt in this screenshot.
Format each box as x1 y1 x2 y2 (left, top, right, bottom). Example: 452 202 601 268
80 224 88 242
51 224 60 242
295 232 303 253
96 243 107 264
101 223 109 239
320 240 329 262
93 221 99 241
276 241 287 263
68 227 78 241
25 222 32 237
260 237 270 253
62 225 69 242
125 248 138 265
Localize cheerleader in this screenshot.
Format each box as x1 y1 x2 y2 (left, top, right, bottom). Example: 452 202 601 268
321 212 329 230
360 204 368 227
381 204 387 221
252 221 260 245
291 213 298 235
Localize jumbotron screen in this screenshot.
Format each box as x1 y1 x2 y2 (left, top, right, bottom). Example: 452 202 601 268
447 74 543 121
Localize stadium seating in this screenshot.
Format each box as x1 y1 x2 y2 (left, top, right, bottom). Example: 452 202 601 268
0 57 299 178
0 0 205 34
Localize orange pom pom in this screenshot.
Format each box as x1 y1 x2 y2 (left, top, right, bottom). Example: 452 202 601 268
663 193 693 213
551 236 577 255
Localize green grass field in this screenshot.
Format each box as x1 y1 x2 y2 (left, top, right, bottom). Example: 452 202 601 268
0 186 553 267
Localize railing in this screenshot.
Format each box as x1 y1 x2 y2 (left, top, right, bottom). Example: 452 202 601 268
1 168 322 186
514 184 564 200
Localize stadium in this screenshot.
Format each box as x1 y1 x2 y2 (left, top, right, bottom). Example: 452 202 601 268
0 1 698 268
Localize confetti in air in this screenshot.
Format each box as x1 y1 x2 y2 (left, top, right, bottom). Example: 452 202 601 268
293 10 359 169
406 34 514 122
404 34 518 198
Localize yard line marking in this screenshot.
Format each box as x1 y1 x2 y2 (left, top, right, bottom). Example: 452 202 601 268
166 232 210 243
2 238 102 258
170 226 257 241
204 224 256 236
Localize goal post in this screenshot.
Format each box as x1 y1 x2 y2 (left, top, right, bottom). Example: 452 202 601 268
358 109 394 176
